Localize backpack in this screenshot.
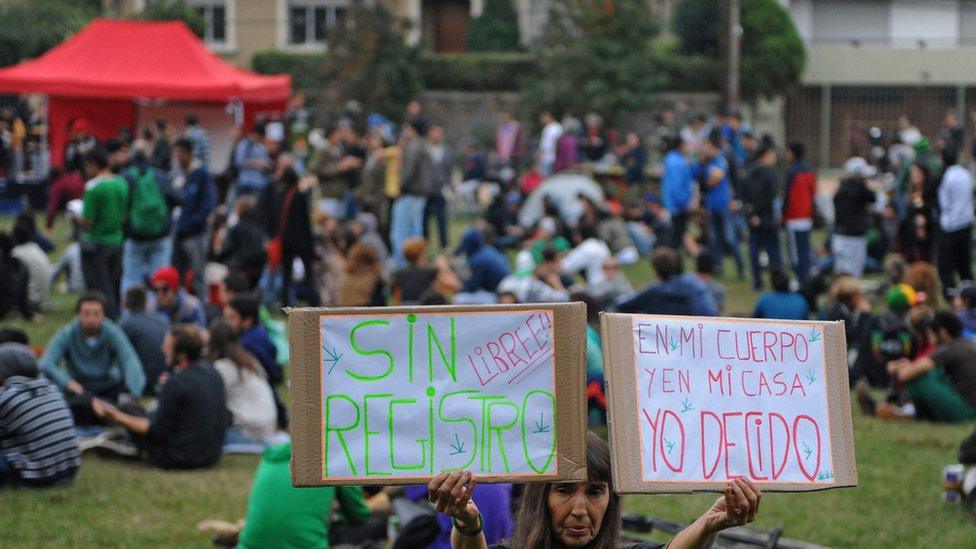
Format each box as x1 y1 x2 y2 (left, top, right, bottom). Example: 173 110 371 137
127 166 168 239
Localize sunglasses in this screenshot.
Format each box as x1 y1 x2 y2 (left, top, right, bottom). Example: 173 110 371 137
153 286 171 294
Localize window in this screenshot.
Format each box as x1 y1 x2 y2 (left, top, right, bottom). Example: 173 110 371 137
288 1 348 46
189 0 229 46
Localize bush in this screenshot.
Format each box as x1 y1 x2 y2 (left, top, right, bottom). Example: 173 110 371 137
465 0 521 52
671 0 805 98
252 50 324 91
0 0 96 67
254 2 423 122
138 0 206 38
419 52 537 91
520 0 666 126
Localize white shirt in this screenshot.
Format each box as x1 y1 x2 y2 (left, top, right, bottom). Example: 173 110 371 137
560 238 611 285
539 122 563 164
939 164 975 232
12 242 51 309
214 358 277 436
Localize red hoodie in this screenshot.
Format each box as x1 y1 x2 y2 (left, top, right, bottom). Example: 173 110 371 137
783 163 816 222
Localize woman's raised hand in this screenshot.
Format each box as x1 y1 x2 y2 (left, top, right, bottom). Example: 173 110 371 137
428 470 480 525
702 477 763 532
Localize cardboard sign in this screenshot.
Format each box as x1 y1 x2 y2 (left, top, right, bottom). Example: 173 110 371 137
601 314 857 493
288 303 588 486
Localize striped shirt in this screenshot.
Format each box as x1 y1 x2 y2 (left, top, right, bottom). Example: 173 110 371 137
0 376 80 481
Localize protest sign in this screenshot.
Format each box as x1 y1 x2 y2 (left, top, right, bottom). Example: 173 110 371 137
288 303 588 486
601 313 857 493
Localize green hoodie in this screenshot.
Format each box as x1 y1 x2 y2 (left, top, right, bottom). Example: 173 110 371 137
238 442 371 549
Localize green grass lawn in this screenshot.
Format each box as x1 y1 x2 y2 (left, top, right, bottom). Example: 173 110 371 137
1 214 974 547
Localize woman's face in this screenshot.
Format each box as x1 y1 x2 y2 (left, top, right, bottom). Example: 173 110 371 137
910 164 924 188
547 481 610 547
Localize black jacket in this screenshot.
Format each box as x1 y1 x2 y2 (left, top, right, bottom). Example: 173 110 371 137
741 164 780 229
833 177 876 236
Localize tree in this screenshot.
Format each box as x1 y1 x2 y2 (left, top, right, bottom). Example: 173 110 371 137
0 0 96 67
671 0 805 98
138 0 206 38
315 1 424 121
521 0 666 126
465 0 521 52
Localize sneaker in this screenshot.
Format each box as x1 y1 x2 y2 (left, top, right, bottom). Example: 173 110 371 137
96 436 139 457
855 380 876 416
76 431 111 452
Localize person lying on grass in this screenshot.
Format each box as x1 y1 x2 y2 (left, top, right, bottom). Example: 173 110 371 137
428 432 761 549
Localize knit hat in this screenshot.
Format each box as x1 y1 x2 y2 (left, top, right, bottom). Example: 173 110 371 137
150 266 181 291
886 283 918 311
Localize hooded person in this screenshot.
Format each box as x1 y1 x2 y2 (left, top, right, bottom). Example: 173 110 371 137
0 343 81 487
454 227 510 304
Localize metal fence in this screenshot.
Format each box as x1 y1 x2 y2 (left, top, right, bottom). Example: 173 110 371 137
785 85 968 168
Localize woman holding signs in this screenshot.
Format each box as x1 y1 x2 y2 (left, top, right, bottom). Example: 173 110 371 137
427 433 762 549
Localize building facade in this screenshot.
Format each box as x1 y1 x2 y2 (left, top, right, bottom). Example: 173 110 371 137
782 0 976 167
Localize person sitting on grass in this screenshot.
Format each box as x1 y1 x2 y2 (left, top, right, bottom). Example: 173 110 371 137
859 311 976 422
91 324 229 469
150 266 207 327
427 432 761 549
616 247 717 317
0 342 81 488
236 441 386 548
753 267 808 320
208 320 280 454
120 286 170 396
40 291 145 426
224 293 288 430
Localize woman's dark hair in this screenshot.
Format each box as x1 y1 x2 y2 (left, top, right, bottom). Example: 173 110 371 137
769 266 791 293
512 432 621 548
280 166 299 188
932 310 963 339
571 291 601 328
208 319 263 378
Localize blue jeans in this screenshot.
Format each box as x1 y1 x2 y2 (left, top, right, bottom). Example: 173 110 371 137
786 228 811 285
748 226 783 290
390 195 427 266
121 236 172 298
708 209 744 278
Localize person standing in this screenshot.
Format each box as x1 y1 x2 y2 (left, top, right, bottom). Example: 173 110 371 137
425 124 452 250
494 111 523 168
266 166 314 308
172 137 217 299
182 114 210 167
741 142 782 290
938 147 975 299
782 141 816 285
390 121 432 266
120 149 177 297
700 133 745 280
661 136 693 251
832 157 877 278
231 124 271 200
79 148 128 318
537 111 563 177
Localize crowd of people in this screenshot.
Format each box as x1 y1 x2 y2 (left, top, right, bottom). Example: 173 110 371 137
2 94 976 544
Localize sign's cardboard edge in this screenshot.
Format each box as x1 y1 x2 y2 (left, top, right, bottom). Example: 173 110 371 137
288 303 588 487
601 313 859 494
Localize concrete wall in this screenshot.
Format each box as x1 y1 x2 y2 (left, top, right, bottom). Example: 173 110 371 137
417 89 722 148
802 45 976 85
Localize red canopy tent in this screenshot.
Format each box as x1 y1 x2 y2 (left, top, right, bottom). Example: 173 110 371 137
0 18 291 169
